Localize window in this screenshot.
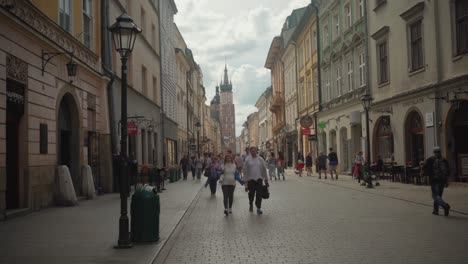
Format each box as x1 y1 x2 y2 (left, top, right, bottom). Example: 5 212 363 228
299 47 304 68
455 0 468 55
336 66 342 96
358 0 364 18
334 14 340 39
153 76 158 102
299 80 304 110
142 65 147 96
378 41 388 84
347 60 353 92
83 0 92 48
312 30 317 51
151 24 156 48
324 24 329 47
358 52 366 87
325 70 330 102
345 3 352 29
306 38 310 59
409 20 423 71
59 0 72 32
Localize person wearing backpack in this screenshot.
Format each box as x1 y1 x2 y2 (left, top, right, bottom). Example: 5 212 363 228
423 147 451 216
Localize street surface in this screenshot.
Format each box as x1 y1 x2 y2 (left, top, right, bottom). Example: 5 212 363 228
155 172 468 264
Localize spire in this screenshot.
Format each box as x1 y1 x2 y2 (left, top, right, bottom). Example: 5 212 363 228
223 60 229 85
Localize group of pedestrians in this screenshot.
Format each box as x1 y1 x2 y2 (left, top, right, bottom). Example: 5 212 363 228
266 152 286 181
295 148 339 180
193 147 270 216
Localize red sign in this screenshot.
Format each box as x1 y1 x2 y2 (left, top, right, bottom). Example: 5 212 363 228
302 128 311 135
128 122 138 135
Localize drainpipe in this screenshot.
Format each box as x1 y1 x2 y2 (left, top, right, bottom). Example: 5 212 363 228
158 0 165 167
433 0 442 148
364 0 373 163
312 2 321 157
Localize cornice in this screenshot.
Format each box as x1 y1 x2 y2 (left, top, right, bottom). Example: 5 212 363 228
1 0 99 71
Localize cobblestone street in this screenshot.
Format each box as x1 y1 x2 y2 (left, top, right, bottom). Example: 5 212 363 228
155 172 468 264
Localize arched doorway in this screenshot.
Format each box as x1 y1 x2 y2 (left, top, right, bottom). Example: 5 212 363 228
340 127 349 172
57 93 80 193
446 100 468 181
319 132 327 154
329 129 337 152
374 116 394 163
405 111 425 167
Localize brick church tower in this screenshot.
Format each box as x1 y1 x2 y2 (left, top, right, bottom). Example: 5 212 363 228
211 64 236 153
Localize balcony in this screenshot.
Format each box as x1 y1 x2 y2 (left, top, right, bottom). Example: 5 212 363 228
269 92 284 112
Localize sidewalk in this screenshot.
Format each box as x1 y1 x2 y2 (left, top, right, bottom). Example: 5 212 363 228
0 178 204 264
285 169 468 215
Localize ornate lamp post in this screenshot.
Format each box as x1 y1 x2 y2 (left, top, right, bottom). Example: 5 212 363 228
109 13 141 249
195 121 201 158
361 94 374 188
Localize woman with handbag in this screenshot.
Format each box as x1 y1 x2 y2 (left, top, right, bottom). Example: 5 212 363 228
219 154 244 216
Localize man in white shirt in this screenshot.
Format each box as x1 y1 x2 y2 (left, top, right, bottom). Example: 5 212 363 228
243 146 269 214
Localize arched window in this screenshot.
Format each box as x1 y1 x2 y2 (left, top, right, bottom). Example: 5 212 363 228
375 116 394 162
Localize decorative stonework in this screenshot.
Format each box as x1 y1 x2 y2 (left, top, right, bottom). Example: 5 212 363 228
6 54 28 84
1 0 99 70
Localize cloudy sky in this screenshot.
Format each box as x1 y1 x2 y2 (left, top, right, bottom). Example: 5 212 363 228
174 0 311 136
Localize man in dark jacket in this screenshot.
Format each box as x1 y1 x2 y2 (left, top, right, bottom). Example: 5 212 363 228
423 147 451 216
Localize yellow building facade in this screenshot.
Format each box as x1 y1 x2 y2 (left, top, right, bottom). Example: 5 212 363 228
294 6 319 159
0 0 109 218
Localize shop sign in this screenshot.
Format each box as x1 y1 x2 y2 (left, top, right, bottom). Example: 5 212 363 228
190 144 197 150
308 135 317 141
128 122 138 135
300 115 314 128
318 122 327 129
302 128 311 135
425 112 434 127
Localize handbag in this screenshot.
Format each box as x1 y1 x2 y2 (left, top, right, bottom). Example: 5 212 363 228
261 185 270 199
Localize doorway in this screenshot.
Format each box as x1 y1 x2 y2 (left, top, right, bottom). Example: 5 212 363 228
6 79 25 209
57 93 80 192
446 101 468 181
405 111 425 167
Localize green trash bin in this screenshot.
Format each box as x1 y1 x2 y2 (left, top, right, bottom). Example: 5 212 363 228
168 168 175 183
131 185 160 243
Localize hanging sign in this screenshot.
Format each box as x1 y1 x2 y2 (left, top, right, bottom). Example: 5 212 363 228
300 115 314 128
302 128 311 135
128 122 138 135
308 135 317 141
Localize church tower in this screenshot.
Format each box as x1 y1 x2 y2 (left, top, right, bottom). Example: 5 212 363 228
215 63 236 153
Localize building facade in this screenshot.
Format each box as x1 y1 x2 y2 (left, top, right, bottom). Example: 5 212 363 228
367 0 468 180
291 5 320 163
0 0 110 216
316 0 369 173
160 0 178 166
256 87 273 155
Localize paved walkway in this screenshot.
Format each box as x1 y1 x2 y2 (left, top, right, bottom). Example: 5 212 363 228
284 169 468 215
155 170 468 264
2 170 468 264
0 177 204 264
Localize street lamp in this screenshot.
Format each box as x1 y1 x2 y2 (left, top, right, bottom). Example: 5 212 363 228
195 121 201 158
109 13 141 249
361 94 374 188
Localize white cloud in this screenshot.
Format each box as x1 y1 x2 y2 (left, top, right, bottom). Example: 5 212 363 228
175 0 311 136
